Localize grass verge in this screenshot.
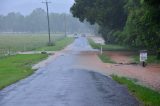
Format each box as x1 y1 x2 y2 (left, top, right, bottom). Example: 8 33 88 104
133 55 160 64
88 38 128 51
112 75 160 106
98 54 115 63
37 37 74 51
0 54 47 90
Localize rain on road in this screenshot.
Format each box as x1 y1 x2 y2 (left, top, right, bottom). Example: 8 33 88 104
0 37 139 106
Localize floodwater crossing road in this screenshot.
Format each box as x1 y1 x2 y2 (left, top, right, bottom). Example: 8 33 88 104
0 37 139 106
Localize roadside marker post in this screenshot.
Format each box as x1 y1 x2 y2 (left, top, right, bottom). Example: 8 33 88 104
97 43 104 55
100 44 103 55
94 38 105 55
140 50 147 67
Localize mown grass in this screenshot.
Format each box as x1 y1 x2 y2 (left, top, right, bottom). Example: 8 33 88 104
98 54 115 63
0 33 65 52
0 54 47 90
133 55 160 64
88 38 128 51
112 75 160 106
37 37 74 51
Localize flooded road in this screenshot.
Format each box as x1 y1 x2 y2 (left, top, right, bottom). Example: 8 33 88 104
0 37 139 106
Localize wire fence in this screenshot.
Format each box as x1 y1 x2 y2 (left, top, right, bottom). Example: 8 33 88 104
0 48 17 58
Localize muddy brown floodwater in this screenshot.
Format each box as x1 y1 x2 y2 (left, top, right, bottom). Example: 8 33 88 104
83 50 160 91
106 51 160 91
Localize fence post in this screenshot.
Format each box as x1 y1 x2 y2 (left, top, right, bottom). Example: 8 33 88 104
8 48 11 56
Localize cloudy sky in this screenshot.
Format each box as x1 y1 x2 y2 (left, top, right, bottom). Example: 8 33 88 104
0 0 75 15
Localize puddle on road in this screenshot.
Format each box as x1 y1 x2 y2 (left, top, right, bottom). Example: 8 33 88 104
70 51 113 76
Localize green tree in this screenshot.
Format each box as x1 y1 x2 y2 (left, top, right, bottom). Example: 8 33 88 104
71 0 127 43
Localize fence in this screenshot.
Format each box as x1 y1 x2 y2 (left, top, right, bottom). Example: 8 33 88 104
0 48 17 58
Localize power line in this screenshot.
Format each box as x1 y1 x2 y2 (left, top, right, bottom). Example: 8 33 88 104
42 0 52 46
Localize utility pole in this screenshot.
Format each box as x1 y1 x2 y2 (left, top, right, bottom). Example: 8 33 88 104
64 14 67 37
42 0 52 46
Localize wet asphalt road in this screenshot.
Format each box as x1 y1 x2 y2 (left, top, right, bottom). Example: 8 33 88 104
0 37 139 106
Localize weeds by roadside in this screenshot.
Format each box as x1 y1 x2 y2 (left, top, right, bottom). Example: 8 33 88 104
133 55 160 64
88 38 128 51
98 54 115 63
112 75 160 106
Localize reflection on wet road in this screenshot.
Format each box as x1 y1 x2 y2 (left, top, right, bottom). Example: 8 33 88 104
0 37 139 106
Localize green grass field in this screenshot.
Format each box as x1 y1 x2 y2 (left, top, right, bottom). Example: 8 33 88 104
112 75 160 106
0 33 65 51
0 54 48 90
37 37 74 51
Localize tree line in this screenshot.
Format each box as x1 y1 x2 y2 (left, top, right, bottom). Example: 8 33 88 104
71 0 160 55
0 8 94 33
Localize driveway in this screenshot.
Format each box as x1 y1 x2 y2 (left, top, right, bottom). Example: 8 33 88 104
0 37 139 106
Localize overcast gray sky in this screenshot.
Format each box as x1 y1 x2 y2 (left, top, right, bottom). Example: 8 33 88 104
0 0 75 15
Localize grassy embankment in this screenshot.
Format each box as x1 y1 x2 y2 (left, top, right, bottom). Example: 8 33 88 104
37 37 74 51
133 55 160 64
112 75 160 106
88 38 160 106
88 38 127 51
0 54 47 90
98 54 115 63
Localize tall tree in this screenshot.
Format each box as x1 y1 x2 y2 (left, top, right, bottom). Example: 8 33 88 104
71 0 127 43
